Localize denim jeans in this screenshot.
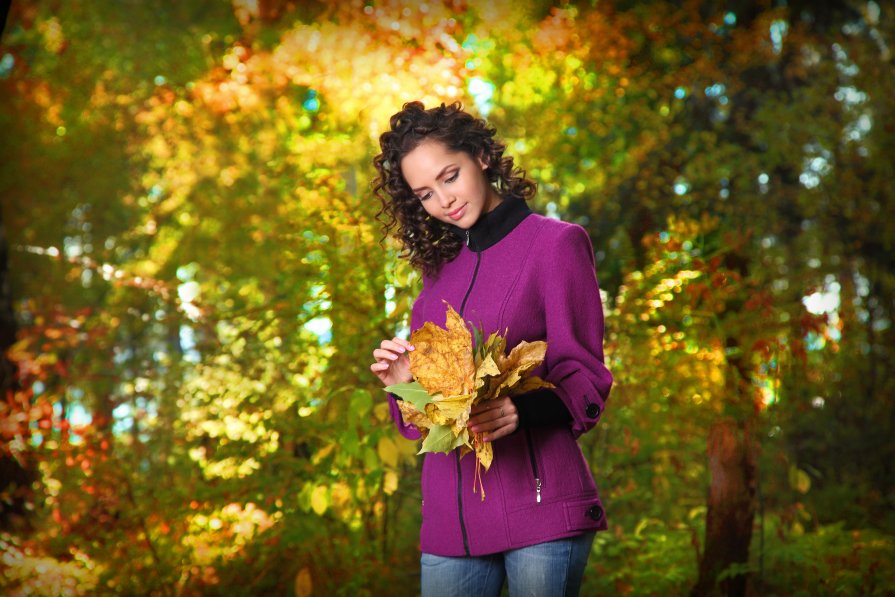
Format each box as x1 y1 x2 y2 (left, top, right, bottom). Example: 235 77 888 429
420 531 596 597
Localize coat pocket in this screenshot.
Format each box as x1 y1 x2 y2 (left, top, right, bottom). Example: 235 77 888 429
563 496 607 532
524 427 542 504
536 426 592 498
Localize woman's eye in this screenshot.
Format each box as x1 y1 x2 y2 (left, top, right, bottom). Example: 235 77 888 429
418 192 432 201
445 171 459 183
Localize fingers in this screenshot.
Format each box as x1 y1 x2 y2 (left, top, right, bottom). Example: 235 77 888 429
392 337 415 352
468 397 518 441
483 422 517 442
470 397 515 419
468 412 517 432
370 337 415 386
372 348 403 362
372 337 415 364
381 337 415 355
468 406 506 425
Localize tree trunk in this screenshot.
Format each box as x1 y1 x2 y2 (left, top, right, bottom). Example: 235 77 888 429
691 417 758 596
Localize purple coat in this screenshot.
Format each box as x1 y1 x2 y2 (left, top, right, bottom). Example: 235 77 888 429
388 197 613 556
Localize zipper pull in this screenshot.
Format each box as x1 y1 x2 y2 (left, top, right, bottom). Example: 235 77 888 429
465 230 470 247
536 478 541 503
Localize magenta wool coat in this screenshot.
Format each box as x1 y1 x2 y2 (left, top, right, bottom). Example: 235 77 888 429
388 197 613 557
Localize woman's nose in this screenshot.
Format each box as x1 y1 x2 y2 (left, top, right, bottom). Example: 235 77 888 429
437 189 455 207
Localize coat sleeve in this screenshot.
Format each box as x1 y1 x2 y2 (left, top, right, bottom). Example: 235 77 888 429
511 388 572 427
387 290 423 441
540 223 613 439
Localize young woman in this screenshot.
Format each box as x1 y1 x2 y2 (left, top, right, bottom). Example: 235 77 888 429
369 101 613 597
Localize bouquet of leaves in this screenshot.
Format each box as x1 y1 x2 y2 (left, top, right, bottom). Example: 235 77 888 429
385 300 554 499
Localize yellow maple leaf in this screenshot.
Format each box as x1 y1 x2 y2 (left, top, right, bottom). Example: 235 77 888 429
430 393 474 418
410 301 476 397
474 352 501 394
423 403 444 425
488 340 552 397
501 340 547 377
430 393 475 434
475 440 493 470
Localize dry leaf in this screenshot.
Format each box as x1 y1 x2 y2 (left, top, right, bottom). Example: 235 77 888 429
475 440 493 470
474 352 501 394
512 375 555 395
410 302 476 397
396 400 432 429
500 340 547 378
431 393 475 425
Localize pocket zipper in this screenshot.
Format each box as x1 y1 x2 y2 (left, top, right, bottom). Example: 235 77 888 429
525 428 541 504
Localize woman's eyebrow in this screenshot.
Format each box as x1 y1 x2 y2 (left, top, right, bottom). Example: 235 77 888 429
412 164 457 192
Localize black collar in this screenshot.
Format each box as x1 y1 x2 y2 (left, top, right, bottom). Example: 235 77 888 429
446 196 532 252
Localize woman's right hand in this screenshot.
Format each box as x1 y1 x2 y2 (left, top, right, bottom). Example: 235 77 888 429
370 337 415 387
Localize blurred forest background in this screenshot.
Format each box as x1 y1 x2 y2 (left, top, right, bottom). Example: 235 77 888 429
1 0 894 595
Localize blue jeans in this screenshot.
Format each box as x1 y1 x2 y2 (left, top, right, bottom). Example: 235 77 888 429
420 532 595 597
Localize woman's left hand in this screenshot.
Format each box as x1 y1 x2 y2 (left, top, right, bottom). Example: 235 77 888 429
468 396 519 442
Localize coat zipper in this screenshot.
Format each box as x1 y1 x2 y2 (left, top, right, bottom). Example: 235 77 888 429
525 428 542 503
460 234 481 315
455 451 471 556
455 229 480 556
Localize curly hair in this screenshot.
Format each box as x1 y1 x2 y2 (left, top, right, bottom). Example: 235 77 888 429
372 101 537 278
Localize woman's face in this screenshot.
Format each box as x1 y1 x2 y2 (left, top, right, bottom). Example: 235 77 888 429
400 139 503 229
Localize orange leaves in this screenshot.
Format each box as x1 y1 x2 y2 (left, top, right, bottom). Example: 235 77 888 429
744 289 775 317
532 7 576 54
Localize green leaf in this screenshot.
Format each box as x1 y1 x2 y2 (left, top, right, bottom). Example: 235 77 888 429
449 428 469 451
385 381 433 411
473 324 484 362
418 424 456 454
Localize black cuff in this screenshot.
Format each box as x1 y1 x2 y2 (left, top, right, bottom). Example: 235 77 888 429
511 389 572 427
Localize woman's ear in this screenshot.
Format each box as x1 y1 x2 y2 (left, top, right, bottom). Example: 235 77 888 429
477 151 489 171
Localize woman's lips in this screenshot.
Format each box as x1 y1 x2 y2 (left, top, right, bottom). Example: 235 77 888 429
447 204 466 220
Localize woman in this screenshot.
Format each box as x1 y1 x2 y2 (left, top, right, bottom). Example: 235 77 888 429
369 101 612 597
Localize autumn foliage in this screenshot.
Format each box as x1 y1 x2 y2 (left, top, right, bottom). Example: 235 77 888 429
1 1 894 595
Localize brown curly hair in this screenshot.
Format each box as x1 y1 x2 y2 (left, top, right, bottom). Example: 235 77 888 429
373 101 537 278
